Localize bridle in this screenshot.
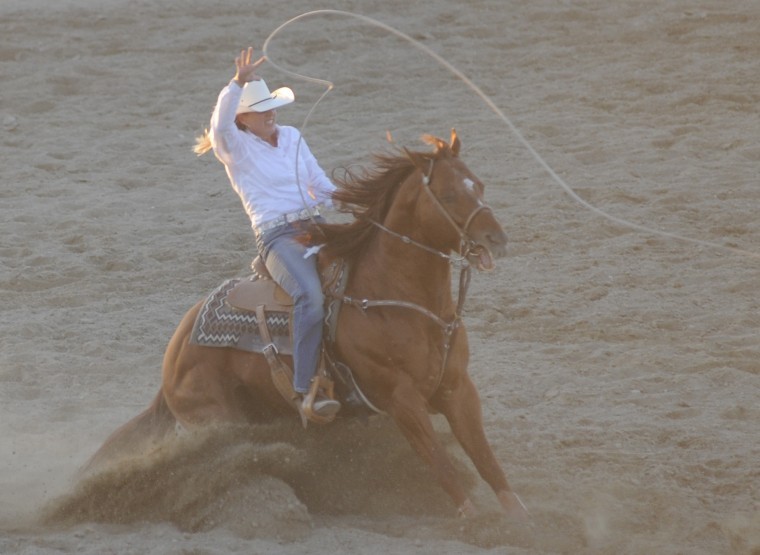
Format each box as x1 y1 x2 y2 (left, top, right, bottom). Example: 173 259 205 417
369 156 493 264
417 156 494 260
336 155 497 400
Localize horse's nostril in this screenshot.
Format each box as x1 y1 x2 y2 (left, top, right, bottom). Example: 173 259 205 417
486 231 507 247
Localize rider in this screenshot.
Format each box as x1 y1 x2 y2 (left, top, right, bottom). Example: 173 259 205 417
194 47 340 423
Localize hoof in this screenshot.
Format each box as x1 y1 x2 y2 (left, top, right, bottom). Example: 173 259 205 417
497 490 531 523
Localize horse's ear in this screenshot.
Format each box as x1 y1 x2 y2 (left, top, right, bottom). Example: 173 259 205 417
421 134 450 156
450 128 461 157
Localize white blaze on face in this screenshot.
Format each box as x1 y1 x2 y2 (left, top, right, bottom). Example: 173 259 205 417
462 177 484 206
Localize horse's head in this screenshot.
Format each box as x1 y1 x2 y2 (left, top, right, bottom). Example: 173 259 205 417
406 129 507 271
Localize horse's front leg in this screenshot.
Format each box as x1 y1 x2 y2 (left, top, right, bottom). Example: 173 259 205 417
387 378 473 515
433 373 530 522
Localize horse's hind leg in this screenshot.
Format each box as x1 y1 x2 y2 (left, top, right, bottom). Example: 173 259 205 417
164 342 292 428
433 374 530 521
164 352 262 427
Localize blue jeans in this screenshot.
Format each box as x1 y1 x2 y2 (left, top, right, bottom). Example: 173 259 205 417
255 221 324 394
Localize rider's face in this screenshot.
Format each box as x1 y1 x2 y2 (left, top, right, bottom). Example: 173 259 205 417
238 109 277 143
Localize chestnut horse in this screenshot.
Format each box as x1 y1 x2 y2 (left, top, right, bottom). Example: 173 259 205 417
88 130 529 521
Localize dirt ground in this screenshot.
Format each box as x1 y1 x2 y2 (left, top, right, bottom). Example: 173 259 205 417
1 1 758 553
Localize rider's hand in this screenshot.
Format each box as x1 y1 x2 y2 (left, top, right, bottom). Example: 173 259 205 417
233 46 265 86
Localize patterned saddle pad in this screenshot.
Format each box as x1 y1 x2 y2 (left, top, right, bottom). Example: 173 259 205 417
189 277 293 355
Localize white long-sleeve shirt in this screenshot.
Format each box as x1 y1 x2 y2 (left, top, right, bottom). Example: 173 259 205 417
209 80 336 231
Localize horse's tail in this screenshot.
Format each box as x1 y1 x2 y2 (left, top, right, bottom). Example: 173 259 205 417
81 387 176 475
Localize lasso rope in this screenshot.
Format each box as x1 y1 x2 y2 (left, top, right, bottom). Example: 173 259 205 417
262 9 760 261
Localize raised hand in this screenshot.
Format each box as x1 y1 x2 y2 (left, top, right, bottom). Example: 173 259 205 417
233 46 266 86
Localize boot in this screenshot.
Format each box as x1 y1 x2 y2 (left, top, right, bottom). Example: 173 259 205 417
298 375 340 426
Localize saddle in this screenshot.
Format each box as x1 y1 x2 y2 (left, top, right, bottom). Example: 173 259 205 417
190 255 377 423
228 257 293 313
226 255 339 425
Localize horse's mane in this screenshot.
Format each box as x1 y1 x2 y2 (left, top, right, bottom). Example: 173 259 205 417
313 149 433 262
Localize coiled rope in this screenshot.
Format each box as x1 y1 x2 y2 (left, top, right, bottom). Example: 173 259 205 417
261 9 759 261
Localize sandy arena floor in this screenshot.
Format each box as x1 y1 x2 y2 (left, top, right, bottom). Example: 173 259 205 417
1 1 758 553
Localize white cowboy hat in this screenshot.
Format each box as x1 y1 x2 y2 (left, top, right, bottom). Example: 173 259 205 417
236 79 294 114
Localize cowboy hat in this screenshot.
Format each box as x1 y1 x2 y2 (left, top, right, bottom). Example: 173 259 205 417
236 79 294 114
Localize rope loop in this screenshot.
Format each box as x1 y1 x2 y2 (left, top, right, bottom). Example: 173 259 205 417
261 9 759 262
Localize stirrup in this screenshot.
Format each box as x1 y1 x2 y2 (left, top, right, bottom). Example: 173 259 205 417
298 375 340 427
